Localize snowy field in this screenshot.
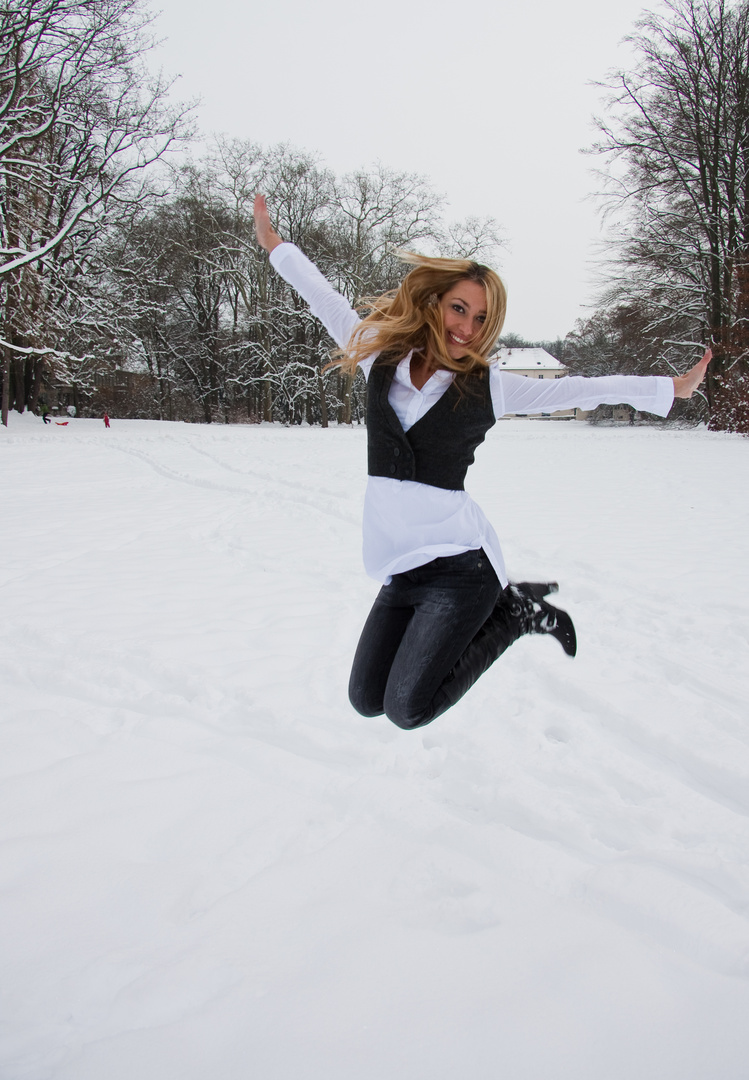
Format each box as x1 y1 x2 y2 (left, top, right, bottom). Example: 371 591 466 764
2 412 749 1080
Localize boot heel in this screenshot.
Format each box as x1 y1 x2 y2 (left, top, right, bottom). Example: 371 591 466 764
539 603 577 657
514 581 559 601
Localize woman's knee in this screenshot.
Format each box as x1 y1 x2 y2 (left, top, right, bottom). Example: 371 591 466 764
382 688 433 730
387 709 430 731
348 681 385 718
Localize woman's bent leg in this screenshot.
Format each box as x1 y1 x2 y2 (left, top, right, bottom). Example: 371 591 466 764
348 584 413 717
349 555 573 729
382 550 502 730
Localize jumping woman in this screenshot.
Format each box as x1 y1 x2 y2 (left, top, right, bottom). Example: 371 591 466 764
254 194 710 731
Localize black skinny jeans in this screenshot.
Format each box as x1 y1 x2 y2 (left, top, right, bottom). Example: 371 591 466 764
349 548 519 730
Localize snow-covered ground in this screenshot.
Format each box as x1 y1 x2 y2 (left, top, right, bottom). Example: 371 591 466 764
2 412 749 1080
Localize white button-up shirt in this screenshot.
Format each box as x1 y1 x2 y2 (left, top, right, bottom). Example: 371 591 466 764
269 243 675 587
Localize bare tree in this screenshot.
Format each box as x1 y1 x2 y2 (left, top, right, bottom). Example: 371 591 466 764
591 0 749 428
0 0 191 424
440 215 505 263
323 165 444 422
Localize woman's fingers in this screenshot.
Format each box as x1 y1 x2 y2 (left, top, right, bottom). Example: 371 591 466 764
253 194 283 253
253 193 269 237
673 347 712 398
692 347 712 386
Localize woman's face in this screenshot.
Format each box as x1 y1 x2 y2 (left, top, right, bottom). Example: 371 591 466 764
438 279 487 359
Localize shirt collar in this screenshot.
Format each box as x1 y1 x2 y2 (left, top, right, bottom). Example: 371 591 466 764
395 352 455 390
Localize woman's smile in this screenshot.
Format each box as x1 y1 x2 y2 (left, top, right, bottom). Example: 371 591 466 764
448 330 469 346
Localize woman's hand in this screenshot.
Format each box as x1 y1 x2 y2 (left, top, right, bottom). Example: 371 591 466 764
673 347 712 398
254 194 284 253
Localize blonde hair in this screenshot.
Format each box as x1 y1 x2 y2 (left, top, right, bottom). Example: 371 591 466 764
331 251 507 377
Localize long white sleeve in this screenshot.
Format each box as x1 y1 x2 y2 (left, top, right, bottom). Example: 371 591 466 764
269 242 361 351
493 370 674 418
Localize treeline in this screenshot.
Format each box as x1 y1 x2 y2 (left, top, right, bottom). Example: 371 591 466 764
0 1 502 426
2 0 748 431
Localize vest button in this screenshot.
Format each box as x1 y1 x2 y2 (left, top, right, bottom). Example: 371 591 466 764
393 447 400 457
390 464 397 473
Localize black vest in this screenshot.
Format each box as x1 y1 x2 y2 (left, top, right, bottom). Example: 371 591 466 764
366 357 496 491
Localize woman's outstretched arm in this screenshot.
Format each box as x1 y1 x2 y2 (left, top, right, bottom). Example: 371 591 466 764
495 346 713 418
253 194 361 352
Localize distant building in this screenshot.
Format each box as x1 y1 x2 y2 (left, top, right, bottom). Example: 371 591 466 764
493 347 567 379
492 347 586 420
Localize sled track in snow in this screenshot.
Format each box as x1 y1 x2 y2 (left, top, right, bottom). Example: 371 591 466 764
107 438 362 528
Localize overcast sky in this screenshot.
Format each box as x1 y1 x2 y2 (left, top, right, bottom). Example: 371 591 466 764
149 0 651 340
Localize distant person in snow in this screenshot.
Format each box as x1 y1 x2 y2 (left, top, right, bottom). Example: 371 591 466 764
254 194 711 731
104 413 110 429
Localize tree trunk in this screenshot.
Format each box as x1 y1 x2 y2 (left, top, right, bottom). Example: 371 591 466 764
340 371 353 425
1 348 9 427
12 355 25 413
318 367 328 428
30 355 45 413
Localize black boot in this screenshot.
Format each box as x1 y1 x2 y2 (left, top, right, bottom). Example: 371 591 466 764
505 582 577 657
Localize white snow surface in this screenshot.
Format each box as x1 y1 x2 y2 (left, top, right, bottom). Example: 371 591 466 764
2 412 749 1079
